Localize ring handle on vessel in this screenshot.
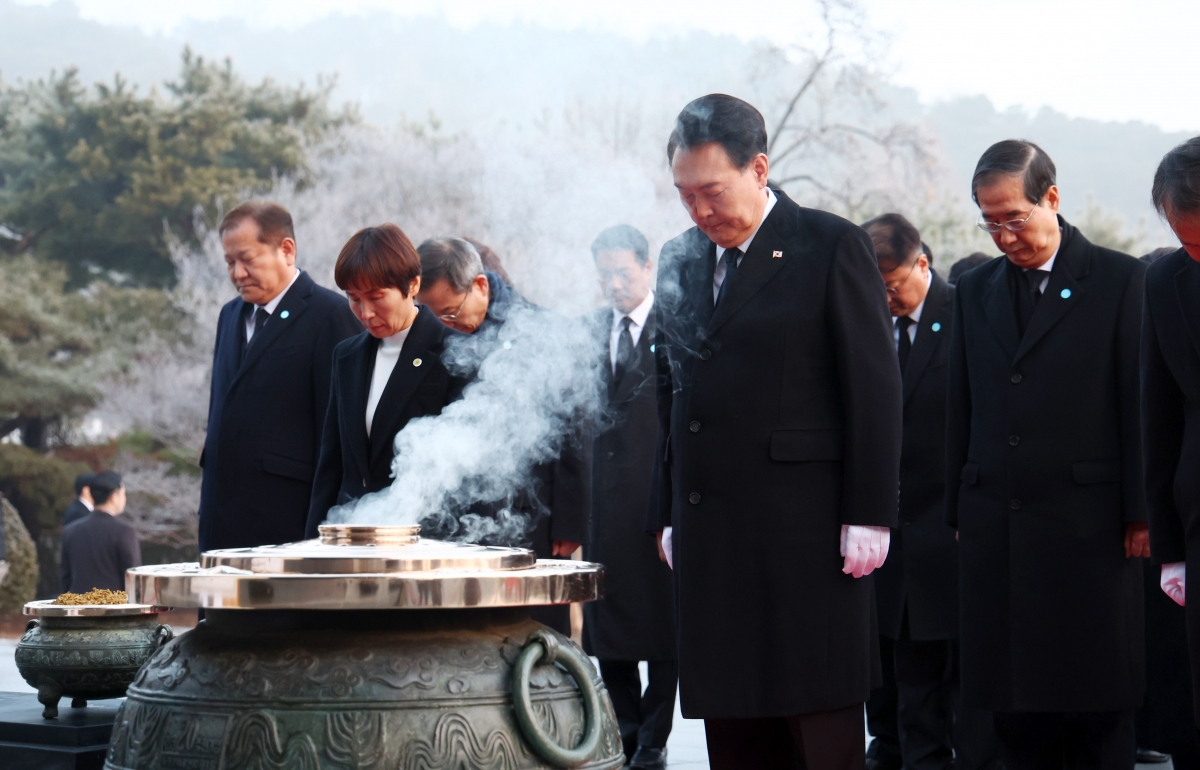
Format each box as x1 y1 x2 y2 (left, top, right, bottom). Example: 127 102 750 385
511 630 602 767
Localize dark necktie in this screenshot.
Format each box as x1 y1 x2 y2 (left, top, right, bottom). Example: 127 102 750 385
715 247 742 308
897 316 914 373
613 316 634 384
1015 268 1049 337
243 306 269 355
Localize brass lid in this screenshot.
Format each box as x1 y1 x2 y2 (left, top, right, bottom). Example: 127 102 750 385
127 525 603 611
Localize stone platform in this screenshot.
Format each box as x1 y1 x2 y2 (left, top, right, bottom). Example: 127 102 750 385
0 691 119 769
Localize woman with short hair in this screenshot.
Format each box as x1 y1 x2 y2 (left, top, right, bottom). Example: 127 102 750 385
305 224 465 536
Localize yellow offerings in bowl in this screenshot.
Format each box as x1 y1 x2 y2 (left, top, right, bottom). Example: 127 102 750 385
52 588 128 605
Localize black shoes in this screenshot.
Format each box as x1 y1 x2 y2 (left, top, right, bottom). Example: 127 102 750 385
629 745 667 769
1137 748 1171 764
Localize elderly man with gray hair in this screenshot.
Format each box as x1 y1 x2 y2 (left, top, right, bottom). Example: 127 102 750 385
415 238 591 636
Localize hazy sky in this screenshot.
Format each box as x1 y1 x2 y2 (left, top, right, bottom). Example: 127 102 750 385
13 0 1200 132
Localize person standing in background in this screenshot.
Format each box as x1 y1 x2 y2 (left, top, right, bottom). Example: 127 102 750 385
649 93 902 770
60 471 140 593
865 214 999 770
62 473 95 528
1142 136 1200 766
199 201 360 552
584 225 677 770
416 237 591 635
947 140 1147 770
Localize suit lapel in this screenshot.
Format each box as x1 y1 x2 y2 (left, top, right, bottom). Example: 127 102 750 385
1174 258 1200 363
708 196 791 336
368 308 439 465
215 301 245 395
982 259 1020 361
613 309 655 404
902 273 951 404
229 272 314 391
1013 223 1088 364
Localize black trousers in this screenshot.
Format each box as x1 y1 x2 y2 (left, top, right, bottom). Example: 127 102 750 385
993 710 1136 770
705 703 866 770
869 617 1000 770
597 659 677 758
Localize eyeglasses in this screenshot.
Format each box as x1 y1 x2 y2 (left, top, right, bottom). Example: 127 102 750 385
884 259 919 296
438 293 470 323
977 203 1039 233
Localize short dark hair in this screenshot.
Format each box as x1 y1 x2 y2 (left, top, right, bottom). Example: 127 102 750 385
1153 136 1200 217
218 200 296 248
334 224 422 296
667 94 768 169
921 242 934 265
463 238 512 284
971 140 1057 205
948 253 993 285
74 473 95 496
591 225 649 265
89 471 123 506
417 238 485 294
862 213 923 272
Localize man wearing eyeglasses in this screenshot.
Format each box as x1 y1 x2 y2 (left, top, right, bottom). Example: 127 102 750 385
415 237 589 635
946 140 1148 769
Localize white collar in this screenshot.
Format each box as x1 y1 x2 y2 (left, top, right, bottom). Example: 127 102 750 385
716 187 777 259
1024 249 1057 274
613 290 654 330
259 268 301 314
80 497 94 512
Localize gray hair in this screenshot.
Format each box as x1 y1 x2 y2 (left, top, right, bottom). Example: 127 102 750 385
416 237 485 293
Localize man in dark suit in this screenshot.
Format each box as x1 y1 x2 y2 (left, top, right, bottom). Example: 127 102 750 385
582 225 676 770
416 237 591 635
947 140 1147 770
865 215 999 770
1143 137 1200 751
199 201 360 552
648 94 902 770
62 473 95 527
60 471 141 593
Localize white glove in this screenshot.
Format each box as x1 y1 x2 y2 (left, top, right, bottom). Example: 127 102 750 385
1162 561 1186 606
841 524 890 578
662 526 674 570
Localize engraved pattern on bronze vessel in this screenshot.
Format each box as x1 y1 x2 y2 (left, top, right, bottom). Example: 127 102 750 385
397 712 520 770
222 710 321 770
324 711 386 768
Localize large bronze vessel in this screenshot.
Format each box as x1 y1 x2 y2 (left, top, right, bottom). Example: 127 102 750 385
107 525 623 769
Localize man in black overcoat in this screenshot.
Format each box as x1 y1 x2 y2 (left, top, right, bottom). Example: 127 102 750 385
947 140 1148 769
416 238 591 635
199 201 361 552
648 94 902 770
1143 137 1200 747
865 215 999 770
582 225 677 770
62 473 95 528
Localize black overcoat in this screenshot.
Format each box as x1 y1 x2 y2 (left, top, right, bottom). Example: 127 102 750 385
874 272 959 641
305 306 467 536
649 189 903 719
583 305 676 662
199 271 361 551
946 218 1146 712
1141 247 1200 722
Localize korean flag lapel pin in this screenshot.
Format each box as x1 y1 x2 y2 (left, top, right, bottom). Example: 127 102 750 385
772 250 783 259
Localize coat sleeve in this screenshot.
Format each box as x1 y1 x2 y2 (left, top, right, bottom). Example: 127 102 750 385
119 526 143 577
549 425 592 545
826 227 902 527
59 534 72 593
646 285 673 532
1141 276 1188 563
1117 261 1147 524
306 358 345 539
945 281 970 528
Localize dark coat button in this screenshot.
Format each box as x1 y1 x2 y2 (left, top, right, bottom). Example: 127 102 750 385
688 492 701 505
607 451 615 459
689 421 701 433
1009 435 1020 446
1010 499 1021 510
699 349 712 360
1011 373 1023 384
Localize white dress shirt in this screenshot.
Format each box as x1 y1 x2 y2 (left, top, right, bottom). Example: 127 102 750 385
893 271 932 348
79 497 94 513
1024 249 1057 294
365 326 412 437
713 187 778 303
610 291 655 373
245 268 301 343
